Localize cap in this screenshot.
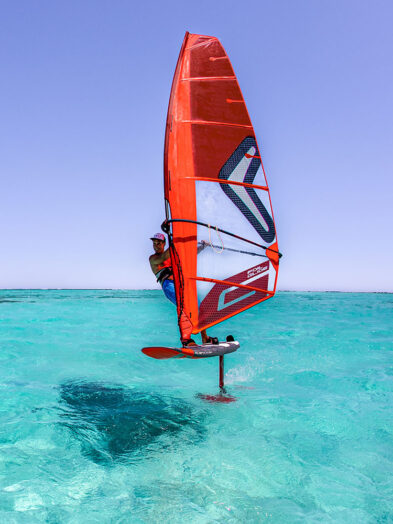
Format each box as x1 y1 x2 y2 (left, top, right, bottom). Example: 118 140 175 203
150 233 165 242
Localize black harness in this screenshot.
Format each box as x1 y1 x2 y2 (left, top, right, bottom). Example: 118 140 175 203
155 266 173 284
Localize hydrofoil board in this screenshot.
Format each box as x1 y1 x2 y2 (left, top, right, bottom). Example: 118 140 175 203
141 340 239 360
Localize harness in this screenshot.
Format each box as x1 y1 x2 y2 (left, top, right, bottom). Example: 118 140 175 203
155 266 173 284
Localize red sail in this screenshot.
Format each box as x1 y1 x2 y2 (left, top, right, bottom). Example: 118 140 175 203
164 33 280 337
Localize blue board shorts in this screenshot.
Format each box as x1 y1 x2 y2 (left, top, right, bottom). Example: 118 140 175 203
162 279 177 305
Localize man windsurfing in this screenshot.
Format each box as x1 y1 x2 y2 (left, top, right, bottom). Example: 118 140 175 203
149 233 215 346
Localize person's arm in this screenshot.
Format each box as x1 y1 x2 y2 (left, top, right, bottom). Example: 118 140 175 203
197 240 208 254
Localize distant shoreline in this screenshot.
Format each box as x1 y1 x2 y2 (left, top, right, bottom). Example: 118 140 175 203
0 289 391 294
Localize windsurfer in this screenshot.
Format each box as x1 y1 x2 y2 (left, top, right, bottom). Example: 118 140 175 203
149 233 213 346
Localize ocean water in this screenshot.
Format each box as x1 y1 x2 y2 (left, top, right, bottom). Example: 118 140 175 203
0 290 392 523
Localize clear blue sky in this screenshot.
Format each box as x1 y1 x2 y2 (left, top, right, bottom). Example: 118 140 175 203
1 0 392 291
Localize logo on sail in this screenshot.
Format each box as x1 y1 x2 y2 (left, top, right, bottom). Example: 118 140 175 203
217 264 270 311
199 261 271 325
218 136 276 243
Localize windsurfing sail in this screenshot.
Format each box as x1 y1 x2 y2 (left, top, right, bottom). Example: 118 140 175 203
164 32 281 341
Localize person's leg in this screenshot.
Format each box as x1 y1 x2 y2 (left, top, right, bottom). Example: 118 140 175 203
201 329 218 344
161 278 177 305
162 279 195 346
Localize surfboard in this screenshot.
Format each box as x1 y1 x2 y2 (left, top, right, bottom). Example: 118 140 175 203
142 340 239 360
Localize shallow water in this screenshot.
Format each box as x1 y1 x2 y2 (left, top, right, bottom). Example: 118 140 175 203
0 290 392 522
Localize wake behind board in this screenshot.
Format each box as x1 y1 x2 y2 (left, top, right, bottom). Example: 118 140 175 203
142 340 239 360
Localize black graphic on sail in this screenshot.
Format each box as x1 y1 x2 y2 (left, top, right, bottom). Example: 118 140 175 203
218 136 276 243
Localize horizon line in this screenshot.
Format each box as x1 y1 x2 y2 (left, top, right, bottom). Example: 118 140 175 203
0 288 391 294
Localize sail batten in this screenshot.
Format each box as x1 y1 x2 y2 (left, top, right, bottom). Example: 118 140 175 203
181 177 268 191
181 120 253 128
190 276 274 295
181 76 236 81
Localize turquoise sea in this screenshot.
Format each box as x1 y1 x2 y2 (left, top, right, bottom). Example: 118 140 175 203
0 290 392 523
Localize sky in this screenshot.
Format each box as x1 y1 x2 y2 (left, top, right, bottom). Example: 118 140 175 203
1 0 392 292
